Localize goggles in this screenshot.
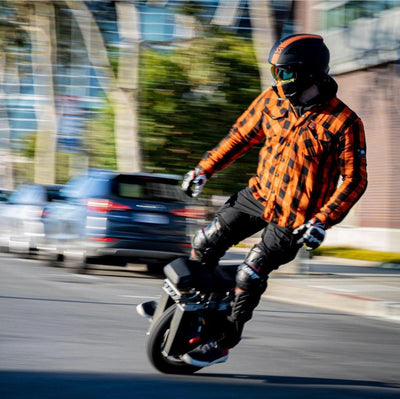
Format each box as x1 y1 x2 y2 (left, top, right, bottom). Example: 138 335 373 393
270 64 295 82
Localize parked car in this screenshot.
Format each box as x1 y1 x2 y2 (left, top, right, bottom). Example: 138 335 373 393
0 184 64 254
42 170 206 272
0 188 13 203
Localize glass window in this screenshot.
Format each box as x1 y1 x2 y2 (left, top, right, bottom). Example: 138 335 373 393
319 0 400 30
9 185 45 205
118 182 145 198
114 175 185 202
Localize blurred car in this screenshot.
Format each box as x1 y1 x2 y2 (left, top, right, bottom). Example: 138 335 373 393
0 188 13 203
42 169 206 272
0 184 64 254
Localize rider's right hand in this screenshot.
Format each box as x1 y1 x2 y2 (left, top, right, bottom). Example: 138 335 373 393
293 218 326 251
182 168 208 198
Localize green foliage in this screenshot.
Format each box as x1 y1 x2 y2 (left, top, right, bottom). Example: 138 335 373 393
18 102 117 184
14 133 35 184
139 29 262 196
19 133 36 159
85 99 117 170
55 153 70 184
313 246 400 264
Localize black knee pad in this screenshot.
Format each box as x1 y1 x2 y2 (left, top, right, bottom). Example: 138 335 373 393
191 218 231 264
236 246 268 292
231 246 268 323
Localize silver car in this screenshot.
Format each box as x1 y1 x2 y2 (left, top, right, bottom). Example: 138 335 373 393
0 184 64 254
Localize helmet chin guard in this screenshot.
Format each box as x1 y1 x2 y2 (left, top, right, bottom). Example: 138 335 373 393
278 72 315 103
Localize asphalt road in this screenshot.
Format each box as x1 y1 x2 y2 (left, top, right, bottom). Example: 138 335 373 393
1 253 399 399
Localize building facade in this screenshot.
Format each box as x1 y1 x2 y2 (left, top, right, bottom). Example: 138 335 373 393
296 0 400 250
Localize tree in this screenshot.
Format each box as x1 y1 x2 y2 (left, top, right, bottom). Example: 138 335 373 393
65 0 141 173
1 0 143 188
139 28 262 195
0 16 22 189
248 0 275 90
27 1 58 184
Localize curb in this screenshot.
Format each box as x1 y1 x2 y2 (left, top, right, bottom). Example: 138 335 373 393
264 278 400 324
228 244 400 323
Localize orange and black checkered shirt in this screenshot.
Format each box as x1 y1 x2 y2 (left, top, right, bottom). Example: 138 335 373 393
197 87 367 229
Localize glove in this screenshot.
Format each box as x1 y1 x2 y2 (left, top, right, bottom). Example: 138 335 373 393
293 218 326 251
181 168 208 198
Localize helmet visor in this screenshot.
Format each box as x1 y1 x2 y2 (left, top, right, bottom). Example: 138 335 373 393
270 65 295 83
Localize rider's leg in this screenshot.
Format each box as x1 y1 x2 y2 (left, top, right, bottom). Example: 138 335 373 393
222 223 301 348
182 191 283 367
190 190 267 268
190 217 232 268
181 192 268 367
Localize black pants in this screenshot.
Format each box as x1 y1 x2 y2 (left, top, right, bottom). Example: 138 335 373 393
209 188 301 271
194 188 301 347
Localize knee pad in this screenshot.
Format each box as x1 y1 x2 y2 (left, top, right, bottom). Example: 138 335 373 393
236 246 268 292
191 218 231 264
231 246 268 323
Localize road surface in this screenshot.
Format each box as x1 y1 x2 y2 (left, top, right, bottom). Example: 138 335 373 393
1 253 399 398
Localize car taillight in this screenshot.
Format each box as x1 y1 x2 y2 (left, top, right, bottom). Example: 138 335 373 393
41 209 50 218
170 208 206 219
86 199 131 213
88 237 118 242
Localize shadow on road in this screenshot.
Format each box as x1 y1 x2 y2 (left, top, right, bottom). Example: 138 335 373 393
1 370 398 399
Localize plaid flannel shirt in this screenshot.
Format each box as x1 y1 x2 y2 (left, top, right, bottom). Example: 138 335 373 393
197 87 368 229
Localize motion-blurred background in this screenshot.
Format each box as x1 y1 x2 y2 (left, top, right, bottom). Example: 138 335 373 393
0 0 399 253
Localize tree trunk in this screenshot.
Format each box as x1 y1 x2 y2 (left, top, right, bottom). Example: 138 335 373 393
28 1 58 184
0 50 14 189
248 0 275 90
115 1 141 173
66 0 141 173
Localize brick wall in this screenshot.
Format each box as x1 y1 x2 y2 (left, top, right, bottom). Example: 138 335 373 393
335 64 400 228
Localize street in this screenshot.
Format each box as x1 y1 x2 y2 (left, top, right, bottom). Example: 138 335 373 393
1 252 399 398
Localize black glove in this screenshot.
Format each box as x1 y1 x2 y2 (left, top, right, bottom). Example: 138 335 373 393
181 168 208 198
293 218 326 251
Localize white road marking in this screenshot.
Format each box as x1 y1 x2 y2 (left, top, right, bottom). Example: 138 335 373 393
120 295 160 299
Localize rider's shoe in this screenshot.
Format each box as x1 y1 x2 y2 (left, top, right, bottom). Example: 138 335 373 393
181 339 229 367
136 300 157 319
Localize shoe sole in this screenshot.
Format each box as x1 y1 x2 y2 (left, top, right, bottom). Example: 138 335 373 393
181 353 229 368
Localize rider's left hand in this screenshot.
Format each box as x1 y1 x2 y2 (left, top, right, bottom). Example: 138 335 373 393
181 168 208 198
293 218 326 251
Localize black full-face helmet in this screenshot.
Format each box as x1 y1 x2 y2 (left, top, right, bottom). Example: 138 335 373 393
268 34 330 102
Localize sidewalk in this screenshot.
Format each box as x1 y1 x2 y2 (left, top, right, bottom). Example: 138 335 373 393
266 256 400 323
229 239 400 324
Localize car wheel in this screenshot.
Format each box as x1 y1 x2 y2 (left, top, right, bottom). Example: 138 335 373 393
47 252 64 267
62 251 87 274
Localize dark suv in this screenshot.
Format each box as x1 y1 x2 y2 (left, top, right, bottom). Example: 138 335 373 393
42 170 205 272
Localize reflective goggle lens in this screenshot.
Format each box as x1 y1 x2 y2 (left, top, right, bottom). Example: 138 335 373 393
270 65 295 82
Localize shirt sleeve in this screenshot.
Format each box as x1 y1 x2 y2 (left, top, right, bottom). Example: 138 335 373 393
197 90 268 176
314 117 368 228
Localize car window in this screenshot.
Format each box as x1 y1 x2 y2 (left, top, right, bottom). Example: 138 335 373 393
9 185 45 205
85 178 112 197
145 182 184 201
0 190 12 202
61 176 88 199
118 182 145 198
114 176 185 202
62 176 110 199
45 186 65 202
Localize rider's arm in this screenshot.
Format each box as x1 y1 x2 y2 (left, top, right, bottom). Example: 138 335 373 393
196 90 268 177
313 117 367 228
